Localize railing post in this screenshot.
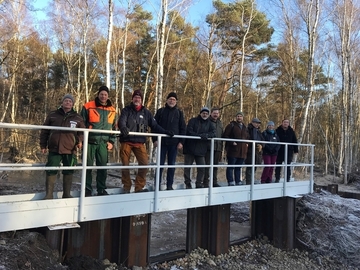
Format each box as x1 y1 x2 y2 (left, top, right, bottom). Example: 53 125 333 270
154 135 162 211
79 130 89 222
208 138 215 205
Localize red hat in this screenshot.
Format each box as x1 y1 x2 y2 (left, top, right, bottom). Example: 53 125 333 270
132 89 143 99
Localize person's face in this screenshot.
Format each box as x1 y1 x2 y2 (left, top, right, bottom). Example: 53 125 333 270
267 124 274 131
166 97 177 108
62 98 73 111
236 114 243 122
252 122 261 128
200 111 209 120
132 95 142 106
211 110 219 120
98 91 109 104
282 120 290 129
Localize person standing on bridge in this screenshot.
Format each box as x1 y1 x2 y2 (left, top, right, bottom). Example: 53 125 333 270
260 121 280 183
275 119 298 182
183 107 216 189
118 90 174 193
204 107 223 188
152 92 187 190
81 86 117 196
245 118 264 185
223 112 249 186
40 94 85 199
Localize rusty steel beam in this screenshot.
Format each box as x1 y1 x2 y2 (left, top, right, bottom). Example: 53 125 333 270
120 214 150 268
209 204 230 255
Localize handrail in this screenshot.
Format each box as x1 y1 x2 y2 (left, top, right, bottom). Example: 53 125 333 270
0 122 315 223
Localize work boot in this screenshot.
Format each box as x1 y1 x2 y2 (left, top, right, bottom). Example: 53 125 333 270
275 177 280 183
62 174 73 198
43 175 56 200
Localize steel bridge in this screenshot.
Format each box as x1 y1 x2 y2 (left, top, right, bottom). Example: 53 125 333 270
0 122 315 267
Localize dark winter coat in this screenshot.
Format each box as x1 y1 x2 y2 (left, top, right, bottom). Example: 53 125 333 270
222 121 249 159
152 104 186 145
276 125 299 158
81 97 117 145
40 107 85 154
262 130 281 156
118 103 166 144
245 123 264 164
183 115 216 157
209 116 224 152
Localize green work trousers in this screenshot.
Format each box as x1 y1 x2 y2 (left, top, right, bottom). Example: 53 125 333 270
46 152 76 176
86 142 108 192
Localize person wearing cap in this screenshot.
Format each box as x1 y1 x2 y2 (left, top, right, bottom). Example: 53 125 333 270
183 106 216 189
275 119 299 182
40 94 85 199
245 117 264 185
204 107 223 187
118 90 174 193
152 92 187 190
222 111 249 186
81 85 117 196
260 121 280 183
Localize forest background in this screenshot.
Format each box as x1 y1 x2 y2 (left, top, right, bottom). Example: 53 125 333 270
0 0 359 183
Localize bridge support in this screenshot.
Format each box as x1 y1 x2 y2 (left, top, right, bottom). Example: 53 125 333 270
186 204 230 255
252 197 296 251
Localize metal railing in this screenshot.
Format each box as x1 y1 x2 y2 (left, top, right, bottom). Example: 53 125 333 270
0 122 315 232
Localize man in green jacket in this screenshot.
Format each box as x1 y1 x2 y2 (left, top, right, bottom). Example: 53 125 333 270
40 94 85 199
81 86 117 196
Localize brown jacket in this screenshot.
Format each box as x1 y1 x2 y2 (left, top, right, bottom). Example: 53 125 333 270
223 121 249 159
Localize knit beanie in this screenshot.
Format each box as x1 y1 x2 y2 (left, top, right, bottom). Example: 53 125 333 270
167 92 178 100
62 94 74 104
200 106 210 114
132 90 143 99
267 121 275 126
98 85 109 95
236 111 244 116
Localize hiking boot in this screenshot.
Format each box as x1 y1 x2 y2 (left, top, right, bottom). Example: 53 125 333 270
195 183 204 188
235 182 242 186
228 181 235 186
43 175 56 200
85 189 92 197
62 174 73 198
203 183 209 188
97 190 109 196
123 189 130 194
166 186 174 190
185 183 192 189
213 183 221 187
275 178 280 183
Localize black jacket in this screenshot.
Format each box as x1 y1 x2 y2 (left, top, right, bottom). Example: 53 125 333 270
118 103 165 144
152 104 186 145
209 116 223 152
276 125 299 157
183 115 216 157
245 123 264 164
262 130 280 156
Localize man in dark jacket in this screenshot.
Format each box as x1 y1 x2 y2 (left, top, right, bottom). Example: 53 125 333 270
275 119 299 182
204 108 223 187
153 92 186 190
40 94 85 199
222 112 249 186
245 118 264 185
81 86 117 196
118 90 174 193
183 107 216 189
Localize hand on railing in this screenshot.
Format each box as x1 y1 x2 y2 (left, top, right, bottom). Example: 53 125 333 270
165 130 174 137
120 127 129 137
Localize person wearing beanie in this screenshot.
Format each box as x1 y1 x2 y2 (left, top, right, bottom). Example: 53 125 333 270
275 119 299 182
118 90 175 193
222 111 249 186
81 85 117 196
152 92 186 190
244 117 265 185
260 121 280 184
183 106 216 189
40 94 85 199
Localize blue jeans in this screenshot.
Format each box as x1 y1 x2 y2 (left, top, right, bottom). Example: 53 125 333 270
158 144 178 188
226 157 245 184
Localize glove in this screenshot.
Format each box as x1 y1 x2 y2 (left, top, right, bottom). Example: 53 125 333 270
256 144 262 152
120 126 130 137
200 134 208 140
165 130 174 137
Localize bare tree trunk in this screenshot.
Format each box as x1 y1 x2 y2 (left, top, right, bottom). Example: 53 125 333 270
106 0 114 88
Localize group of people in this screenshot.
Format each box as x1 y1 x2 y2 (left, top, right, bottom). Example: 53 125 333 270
40 86 298 199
